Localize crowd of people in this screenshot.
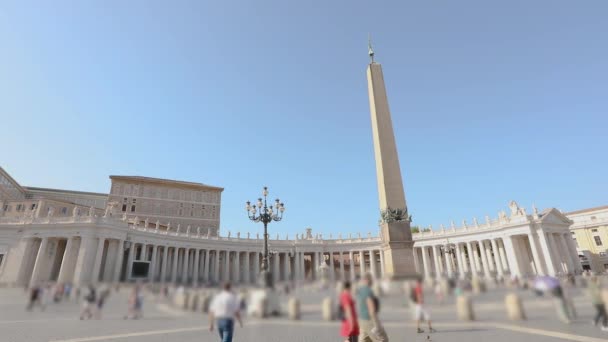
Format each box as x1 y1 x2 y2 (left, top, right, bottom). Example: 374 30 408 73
24 270 608 341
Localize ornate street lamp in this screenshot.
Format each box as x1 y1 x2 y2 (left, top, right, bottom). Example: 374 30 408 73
246 186 285 288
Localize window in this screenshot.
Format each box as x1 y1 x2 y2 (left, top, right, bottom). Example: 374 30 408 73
30 203 36 210
122 204 127 212
0 254 3 268
604 264 608 270
61 207 68 215
2 205 9 212
591 228 598 233
130 205 136 212
16 204 22 211
594 236 603 246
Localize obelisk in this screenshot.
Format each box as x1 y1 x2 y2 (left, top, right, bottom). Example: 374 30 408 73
366 40 417 279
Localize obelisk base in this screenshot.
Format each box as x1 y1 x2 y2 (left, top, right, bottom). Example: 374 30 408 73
380 222 419 280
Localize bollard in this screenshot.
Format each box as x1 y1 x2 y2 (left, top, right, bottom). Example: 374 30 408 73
504 293 526 320
471 277 486 294
288 297 301 320
198 294 209 313
173 292 187 308
188 293 198 311
456 295 475 321
322 297 334 321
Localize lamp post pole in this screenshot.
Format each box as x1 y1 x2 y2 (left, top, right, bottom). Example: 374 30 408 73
246 186 285 288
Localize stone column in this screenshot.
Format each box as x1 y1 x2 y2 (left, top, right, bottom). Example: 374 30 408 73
329 251 335 281
444 245 454 278
201 250 208 283
179 248 187 283
537 232 557 276
557 234 574 273
111 240 124 283
379 249 385 278
242 252 249 284
490 239 504 277
284 253 290 282
564 233 582 272
497 239 509 273
192 249 200 286
171 248 179 283
413 247 421 273
273 252 279 284
369 250 377 279
466 242 477 275
143 244 149 261
234 251 240 284
455 243 465 279
29 238 49 287
502 236 521 277
159 246 168 283
479 240 491 278
300 252 305 280
339 252 345 281
359 251 366 276
432 245 442 277
472 242 481 273
90 238 105 283
460 244 469 274
226 251 232 282
214 250 220 283
550 233 567 274
125 242 136 282
57 237 75 283
147 245 157 282
253 253 259 282
484 241 495 273
421 246 430 279
526 232 544 275
349 251 355 281
294 252 300 282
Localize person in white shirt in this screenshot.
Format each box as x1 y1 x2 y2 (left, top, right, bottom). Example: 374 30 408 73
209 283 243 342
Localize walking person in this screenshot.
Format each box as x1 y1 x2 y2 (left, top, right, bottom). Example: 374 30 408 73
209 282 243 342
95 287 111 319
339 281 359 342
124 284 144 319
356 273 388 342
588 275 608 331
26 285 41 311
413 278 435 334
80 285 96 320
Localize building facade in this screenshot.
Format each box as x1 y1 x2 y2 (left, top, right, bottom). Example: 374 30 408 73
0 166 601 288
568 206 608 272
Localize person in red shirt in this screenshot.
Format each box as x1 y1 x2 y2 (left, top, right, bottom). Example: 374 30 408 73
414 278 435 333
340 281 359 342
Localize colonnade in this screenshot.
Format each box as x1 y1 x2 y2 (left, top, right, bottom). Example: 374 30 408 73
17 235 387 287
414 232 581 279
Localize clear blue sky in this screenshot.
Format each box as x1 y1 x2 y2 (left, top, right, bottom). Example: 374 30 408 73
1 1 606 238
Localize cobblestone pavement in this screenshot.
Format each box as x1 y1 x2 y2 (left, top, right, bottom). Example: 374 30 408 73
1 283 607 342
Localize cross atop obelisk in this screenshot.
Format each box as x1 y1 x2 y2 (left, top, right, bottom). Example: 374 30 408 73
366 40 416 279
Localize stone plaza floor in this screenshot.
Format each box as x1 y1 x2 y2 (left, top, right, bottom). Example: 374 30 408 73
1 283 607 342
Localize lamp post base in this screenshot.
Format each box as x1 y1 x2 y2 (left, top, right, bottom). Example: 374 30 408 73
258 269 274 289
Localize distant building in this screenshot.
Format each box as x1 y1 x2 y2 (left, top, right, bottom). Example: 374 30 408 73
567 206 608 272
